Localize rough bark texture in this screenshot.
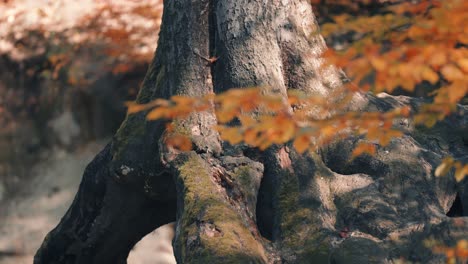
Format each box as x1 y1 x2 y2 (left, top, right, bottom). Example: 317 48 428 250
35 0 468 263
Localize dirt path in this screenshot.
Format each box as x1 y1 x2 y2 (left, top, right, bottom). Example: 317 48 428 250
0 141 176 264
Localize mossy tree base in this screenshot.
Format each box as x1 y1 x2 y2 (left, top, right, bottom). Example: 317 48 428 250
35 0 468 263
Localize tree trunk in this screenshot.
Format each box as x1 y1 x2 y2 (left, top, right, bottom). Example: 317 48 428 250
35 0 468 263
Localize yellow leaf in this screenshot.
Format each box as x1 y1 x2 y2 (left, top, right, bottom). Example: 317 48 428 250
270 115 296 143
262 96 284 112
352 142 376 157
258 139 272 150
219 126 243 145
370 57 387 72
293 134 310 154
238 115 257 127
435 157 454 177
400 78 416 92
147 107 169 120
379 130 403 146
171 95 196 105
457 58 468 73
441 64 464 81
165 134 192 151
421 67 439 84
447 81 468 104
424 115 438 128
126 99 170 114
216 110 237 123
456 239 468 258
400 106 411 117
366 126 381 141
321 125 336 138
126 102 149 114
244 128 259 146
454 164 468 182
333 14 350 25
428 51 447 68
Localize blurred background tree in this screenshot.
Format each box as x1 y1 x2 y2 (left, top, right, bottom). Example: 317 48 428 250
0 0 162 193
0 1 175 263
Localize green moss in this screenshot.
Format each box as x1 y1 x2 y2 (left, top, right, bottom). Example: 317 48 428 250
276 155 332 261
175 154 267 263
112 114 147 160
234 166 253 187
171 119 192 136
309 152 335 179
231 166 257 207
137 64 165 103
112 65 167 159
278 171 301 239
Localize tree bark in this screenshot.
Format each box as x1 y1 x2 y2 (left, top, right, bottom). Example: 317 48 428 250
35 0 468 263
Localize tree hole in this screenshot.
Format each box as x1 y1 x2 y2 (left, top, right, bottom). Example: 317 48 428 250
256 163 275 241
446 193 465 217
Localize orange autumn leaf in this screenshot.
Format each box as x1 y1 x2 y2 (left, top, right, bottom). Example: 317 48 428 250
370 57 387 72
171 95 197 106
428 51 447 68
293 134 311 154
421 67 439 84
218 126 243 145
379 130 403 146
165 134 192 151
455 239 468 258
269 115 296 143
454 164 468 182
441 64 464 81
352 142 376 157
238 115 257 127
435 157 454 177
447 81 468 104
457 58 468 73
147 107 170 120
126 102 150 114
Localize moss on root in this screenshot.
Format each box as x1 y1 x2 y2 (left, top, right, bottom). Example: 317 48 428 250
175 153 267 263
231 165 258 214
276 153 333 262
137 64 165 103
112 114 147 161
234 166 254 187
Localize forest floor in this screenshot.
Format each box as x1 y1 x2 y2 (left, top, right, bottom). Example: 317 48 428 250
0 141 176 264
